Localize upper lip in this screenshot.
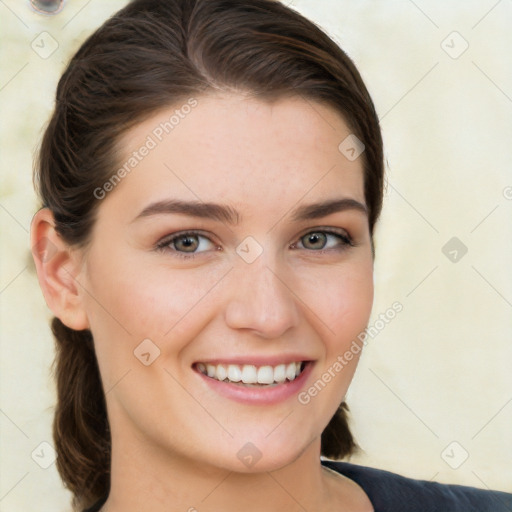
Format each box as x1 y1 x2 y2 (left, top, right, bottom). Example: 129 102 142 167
193 355 315 367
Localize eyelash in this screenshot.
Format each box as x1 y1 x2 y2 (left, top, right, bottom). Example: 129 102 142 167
155 228 354 261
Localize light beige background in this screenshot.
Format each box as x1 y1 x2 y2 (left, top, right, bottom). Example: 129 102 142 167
1 0 511 510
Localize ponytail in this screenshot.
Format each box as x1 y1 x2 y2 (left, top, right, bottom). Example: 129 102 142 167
50 317 110 510
321 402 358 459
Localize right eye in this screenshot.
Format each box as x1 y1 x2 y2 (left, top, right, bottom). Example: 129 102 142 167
155 231 218 260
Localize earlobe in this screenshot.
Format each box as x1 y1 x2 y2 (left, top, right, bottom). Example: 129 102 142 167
30 207 90 331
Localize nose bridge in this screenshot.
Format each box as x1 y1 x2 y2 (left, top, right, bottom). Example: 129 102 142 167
224 243 300 338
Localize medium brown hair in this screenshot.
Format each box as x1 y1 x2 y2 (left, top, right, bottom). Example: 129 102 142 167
33 0 384 509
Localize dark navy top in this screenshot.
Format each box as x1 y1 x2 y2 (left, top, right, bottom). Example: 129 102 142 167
83 460 512 511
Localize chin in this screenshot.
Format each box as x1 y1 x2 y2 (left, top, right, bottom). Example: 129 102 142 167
223 432 317 474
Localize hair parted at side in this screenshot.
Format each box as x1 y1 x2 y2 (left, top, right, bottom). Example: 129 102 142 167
33 0 384 509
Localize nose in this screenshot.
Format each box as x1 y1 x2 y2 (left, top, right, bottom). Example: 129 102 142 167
224 251 301 339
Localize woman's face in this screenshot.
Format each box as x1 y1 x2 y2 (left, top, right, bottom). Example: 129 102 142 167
77 92 374 472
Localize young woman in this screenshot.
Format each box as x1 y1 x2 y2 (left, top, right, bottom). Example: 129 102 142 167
30 0 512 511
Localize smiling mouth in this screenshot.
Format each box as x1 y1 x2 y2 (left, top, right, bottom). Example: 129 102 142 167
194 361 309 387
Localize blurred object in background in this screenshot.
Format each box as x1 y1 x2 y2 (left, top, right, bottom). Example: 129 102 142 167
30 0 65 15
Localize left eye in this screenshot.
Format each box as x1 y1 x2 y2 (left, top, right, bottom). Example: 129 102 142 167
295 230 352 251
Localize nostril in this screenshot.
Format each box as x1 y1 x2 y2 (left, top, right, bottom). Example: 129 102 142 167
30 0 65 15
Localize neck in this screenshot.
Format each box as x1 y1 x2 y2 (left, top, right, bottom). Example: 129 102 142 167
101 430 341 512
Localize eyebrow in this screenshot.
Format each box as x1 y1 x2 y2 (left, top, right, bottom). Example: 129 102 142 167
131 197 368 225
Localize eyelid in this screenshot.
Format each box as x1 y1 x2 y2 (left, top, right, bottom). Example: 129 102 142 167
154 226 354 259
155 229 218 253
293 225 352 245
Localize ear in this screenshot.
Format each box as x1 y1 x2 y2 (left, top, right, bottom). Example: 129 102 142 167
30 207 90 331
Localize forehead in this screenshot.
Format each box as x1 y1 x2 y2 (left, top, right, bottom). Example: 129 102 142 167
102 92 366 222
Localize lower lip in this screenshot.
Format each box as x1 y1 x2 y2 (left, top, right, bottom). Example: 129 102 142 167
195 362 314 405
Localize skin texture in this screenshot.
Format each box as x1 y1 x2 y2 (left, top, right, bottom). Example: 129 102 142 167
31 93 375 511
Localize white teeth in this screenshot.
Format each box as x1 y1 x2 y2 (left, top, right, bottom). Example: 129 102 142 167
273 364 286 383
217 364 227 381
227 364 242 382
286 363 297 381
241 365 258 384
197 361 305 385
257 366 274 384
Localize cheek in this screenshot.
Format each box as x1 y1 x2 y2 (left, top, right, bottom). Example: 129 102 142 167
298 263 373 416
83 251 229 351
84 238 373 366
300 258 374 344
